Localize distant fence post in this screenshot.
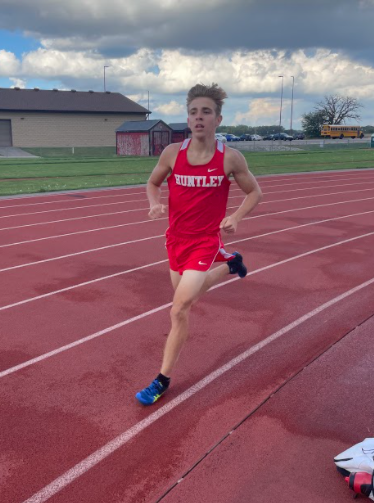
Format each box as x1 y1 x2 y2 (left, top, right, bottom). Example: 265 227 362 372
72 147 75 155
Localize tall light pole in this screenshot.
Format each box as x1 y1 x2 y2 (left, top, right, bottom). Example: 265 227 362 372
104 65 110 92
278 75 284 136
290 76 295 136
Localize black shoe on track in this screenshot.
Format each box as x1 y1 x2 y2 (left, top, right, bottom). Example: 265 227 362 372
227 252 247 278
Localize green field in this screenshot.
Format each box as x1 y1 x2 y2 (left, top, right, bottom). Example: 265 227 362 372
0 146 373 196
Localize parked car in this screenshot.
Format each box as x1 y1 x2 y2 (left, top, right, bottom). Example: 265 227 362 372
215 133 227 143
293 133 305 140
225 134 240 141
272 133 293 141
262 134 275 140
251 134 262 141
239 134 252 141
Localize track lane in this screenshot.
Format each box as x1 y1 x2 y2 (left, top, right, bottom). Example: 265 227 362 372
1 180 374 249
2 174 374 228
0 199 373 306
159 315 374 503
1 167 373 209
1 175 374 217
1 169 374 502
1 234 374 503
0 213 373 371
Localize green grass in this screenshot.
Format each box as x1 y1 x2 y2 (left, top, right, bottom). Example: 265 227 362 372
22 146 117 158
242 148 374 173
0 147 373 196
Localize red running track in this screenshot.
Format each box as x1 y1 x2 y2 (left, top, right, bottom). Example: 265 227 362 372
0 169 374 503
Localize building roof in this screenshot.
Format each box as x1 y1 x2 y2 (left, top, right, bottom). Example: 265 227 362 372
116 119 171 132
168 122 190 131
0 88 150 114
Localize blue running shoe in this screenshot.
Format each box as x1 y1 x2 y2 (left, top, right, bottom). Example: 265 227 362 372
136 379 168 405
228 252 247 278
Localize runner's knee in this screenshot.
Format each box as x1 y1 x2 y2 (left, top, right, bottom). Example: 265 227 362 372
170 299 192 322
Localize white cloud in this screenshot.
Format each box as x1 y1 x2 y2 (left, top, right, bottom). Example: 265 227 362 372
5 45 374 101
234 98 281 125
2 44 374 125
154 100 185 116
0 50 21 76
9 77 27 88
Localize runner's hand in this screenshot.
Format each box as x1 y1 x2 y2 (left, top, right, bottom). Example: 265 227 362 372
220 216 238 234
149 204 166 219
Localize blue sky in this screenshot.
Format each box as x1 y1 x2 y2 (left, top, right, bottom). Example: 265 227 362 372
1 1 374 127
0 29 40 57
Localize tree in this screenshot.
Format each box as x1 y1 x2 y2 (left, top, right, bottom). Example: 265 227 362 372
301 110 327 138
363 125 374 135
315 95 363 125
302 95 364 138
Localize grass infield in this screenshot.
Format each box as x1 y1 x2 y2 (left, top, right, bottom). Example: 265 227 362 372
0 147 373 196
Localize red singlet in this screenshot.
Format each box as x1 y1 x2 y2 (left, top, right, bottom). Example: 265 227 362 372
167 139 231 237
166 139 234 274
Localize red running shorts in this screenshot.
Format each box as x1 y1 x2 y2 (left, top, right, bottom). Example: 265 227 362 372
165 232 234 275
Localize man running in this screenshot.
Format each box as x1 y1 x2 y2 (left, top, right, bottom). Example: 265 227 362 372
136 83 262 405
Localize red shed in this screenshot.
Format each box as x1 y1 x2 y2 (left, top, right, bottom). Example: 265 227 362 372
116 119 172 156
169 122 191 143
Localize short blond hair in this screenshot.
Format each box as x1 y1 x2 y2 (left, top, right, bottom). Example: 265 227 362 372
187 83 228 116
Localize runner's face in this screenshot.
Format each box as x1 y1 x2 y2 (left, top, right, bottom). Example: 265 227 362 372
188 97 222 138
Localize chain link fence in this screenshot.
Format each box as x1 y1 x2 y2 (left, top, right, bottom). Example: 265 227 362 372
231 138 371 153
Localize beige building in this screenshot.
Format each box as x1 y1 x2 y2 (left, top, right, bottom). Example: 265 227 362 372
0 88 150 148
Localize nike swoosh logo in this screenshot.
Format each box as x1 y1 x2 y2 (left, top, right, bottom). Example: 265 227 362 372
199 261 207 265
207 168 217 172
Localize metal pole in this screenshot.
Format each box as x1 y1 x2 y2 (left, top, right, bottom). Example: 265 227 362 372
290 76 294 136
148 90 150 119
278 75 284 136
104 66 109 92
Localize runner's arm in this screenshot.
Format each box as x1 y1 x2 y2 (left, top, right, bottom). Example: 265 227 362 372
221 150 262 233
147 144 178 219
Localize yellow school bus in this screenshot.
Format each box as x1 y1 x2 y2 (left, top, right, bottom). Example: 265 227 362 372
321 124 364 139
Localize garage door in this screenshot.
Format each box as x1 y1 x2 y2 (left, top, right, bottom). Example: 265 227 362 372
0 120 12 147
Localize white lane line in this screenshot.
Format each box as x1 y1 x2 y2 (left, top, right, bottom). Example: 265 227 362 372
2 229 374 380
1 208 373 280
255 168 374 184
0 235 164 274
2 179 374 219
253 173 374 188
2 187 374 233
230 209 374 245
21 274 374 503
1 169 373 210
0 185 149 203
0 208 151 232
1 195 374 249
0 198 152 219
1 209 372 310
0 258 168 312
246 196 374 221
1 209 373 312
264 180 374 195
0 217 166 249
262 187 374 205
1 167 373 206
0 191 148 210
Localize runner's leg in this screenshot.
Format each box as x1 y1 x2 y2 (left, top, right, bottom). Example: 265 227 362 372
170 269 182 291
161 269 208 376
195 263 229 300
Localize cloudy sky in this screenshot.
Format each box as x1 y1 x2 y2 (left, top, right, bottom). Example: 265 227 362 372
1 0 374 128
